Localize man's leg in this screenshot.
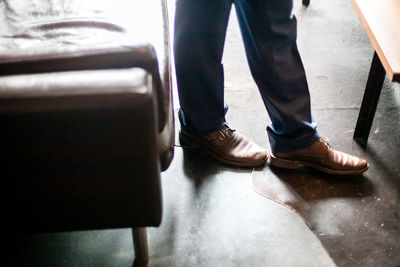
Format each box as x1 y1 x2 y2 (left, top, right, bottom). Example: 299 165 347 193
234 0 319 153
233 0 368 174
174 0 231 136
174 0 268 167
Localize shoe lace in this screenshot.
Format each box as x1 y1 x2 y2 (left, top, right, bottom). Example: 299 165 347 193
217 125 236 141
320 137 330 147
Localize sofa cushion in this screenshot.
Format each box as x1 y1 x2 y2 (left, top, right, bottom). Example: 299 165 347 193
0 0 171 133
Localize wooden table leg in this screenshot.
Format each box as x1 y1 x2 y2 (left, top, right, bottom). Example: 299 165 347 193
354 51 386 146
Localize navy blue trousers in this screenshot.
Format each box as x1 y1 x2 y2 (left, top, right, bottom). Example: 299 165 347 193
174 0 319 152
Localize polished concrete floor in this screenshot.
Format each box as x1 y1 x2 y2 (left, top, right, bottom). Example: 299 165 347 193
9 0 400 266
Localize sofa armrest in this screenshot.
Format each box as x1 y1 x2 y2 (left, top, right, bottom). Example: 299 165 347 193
0 44 167 132
1 68 163 232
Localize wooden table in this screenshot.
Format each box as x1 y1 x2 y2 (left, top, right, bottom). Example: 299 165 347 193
350 0 400 145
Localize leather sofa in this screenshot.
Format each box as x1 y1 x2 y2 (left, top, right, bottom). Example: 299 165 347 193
0 0 174 265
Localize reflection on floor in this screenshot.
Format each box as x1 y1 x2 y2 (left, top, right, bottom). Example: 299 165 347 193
8 0 400 266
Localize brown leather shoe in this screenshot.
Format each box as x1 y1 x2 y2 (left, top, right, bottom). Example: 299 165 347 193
179 125 269 167
270 137 369 175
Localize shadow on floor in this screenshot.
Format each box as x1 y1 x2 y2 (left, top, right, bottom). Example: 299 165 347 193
252 159 400 266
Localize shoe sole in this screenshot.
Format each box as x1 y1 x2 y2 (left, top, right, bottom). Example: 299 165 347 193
269 155 369 175
179 131 268 168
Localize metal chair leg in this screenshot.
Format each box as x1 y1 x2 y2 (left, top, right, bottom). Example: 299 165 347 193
354 51 386 146
132 227 149 266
